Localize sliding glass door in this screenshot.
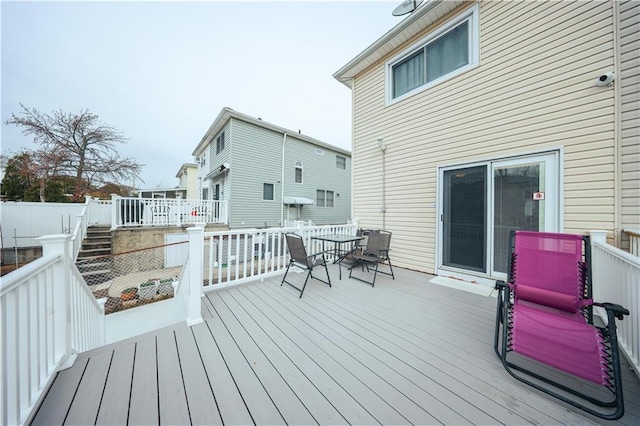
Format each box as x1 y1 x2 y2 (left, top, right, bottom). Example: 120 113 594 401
439 153 558 279
442 166 486 272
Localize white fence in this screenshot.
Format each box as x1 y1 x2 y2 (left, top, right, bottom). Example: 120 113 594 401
201 223 358 291
1 202 86 249
1 234 105 425
590 231 640 376
111 196 227 229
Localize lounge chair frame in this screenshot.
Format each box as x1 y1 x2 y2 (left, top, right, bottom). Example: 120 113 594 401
494 230 629 420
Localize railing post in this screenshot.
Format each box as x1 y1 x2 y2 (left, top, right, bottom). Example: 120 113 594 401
176 198 183 226
186 226 204 326
110 194 120 230
97 298 107 345
589 230 608 245
37 234 75 369
589 230 609 312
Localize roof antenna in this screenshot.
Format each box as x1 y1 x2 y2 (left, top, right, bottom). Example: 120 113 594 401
392 0 423 16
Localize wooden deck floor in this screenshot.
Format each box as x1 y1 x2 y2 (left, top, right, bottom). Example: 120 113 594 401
31 265 640 425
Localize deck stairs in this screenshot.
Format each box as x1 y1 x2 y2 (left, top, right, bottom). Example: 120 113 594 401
75 225 113 286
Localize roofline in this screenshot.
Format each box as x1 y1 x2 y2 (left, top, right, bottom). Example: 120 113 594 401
192 107 351 157
175 163 197 178
333 0 465 87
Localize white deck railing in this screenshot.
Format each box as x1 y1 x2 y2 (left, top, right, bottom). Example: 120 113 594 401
110 195 227 229
590 231 640 376
87 197 112 225
201 223 358 291
624 229 640 257
1 234 105 425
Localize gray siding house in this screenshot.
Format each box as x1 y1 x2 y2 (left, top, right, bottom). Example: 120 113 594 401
192 108 352 228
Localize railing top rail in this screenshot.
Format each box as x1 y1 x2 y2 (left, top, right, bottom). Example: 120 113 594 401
592 240 640 265
0 253 61 296
202 224 355 238
624 229 640 238
69 265 106 312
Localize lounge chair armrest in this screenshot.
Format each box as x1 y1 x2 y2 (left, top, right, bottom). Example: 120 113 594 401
495 280 507 290
593 302 630 320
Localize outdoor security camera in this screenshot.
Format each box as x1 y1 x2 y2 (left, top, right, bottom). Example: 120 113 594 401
595 72 615 87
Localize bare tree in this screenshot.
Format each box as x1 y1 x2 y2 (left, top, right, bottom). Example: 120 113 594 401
5 104 144 201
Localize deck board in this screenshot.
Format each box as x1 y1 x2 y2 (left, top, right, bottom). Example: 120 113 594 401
218 289 348 424
202 296 285 425
31 357 89 425
173 327 223 425
208 291 319 425
238 284 400 424
190 322 254 425
128 335 159 425
64 349 111 425
95 342 135 425
227 286 379 425
30 264 640 425
156 329 191 425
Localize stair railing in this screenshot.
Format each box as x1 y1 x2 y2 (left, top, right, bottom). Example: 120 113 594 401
1 234 105 425
70 200 91 261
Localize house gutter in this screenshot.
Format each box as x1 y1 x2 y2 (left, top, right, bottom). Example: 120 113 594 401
281 132 288 226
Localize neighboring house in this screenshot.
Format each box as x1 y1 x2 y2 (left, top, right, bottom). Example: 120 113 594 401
176 163 199 199
192 108 352 228
334 0 639 284
135 163 198 200
135 187 187 199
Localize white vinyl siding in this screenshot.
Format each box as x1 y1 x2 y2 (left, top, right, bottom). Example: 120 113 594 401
619 0 640 246
350 0 618 273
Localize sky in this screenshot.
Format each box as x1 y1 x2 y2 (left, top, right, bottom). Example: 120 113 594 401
1 0 403 188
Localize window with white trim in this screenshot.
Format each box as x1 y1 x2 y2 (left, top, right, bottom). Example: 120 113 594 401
316 189 334 208
216 131 225 154
294 161 303 183
263 183 274 201
336 155 346 169
387 4 479 103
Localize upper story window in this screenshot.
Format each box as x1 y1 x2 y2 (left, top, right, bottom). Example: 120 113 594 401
387 4 479 104
294 161 303 183
216 131 226 154
336 155 346 169
263 183 274 201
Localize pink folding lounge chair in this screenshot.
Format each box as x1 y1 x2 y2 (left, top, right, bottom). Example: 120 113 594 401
494 231 629 420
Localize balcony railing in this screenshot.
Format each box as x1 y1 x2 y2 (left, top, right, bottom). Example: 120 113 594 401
624 229 640 257
201 223 358 290
110 196 227 229
590 231 640 376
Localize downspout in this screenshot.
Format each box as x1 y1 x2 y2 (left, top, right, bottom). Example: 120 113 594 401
612 0 621 247
378 137 387 230
281 132 288 226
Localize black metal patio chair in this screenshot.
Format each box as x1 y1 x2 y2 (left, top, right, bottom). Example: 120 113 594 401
282 233 331 298
348 230 394 287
